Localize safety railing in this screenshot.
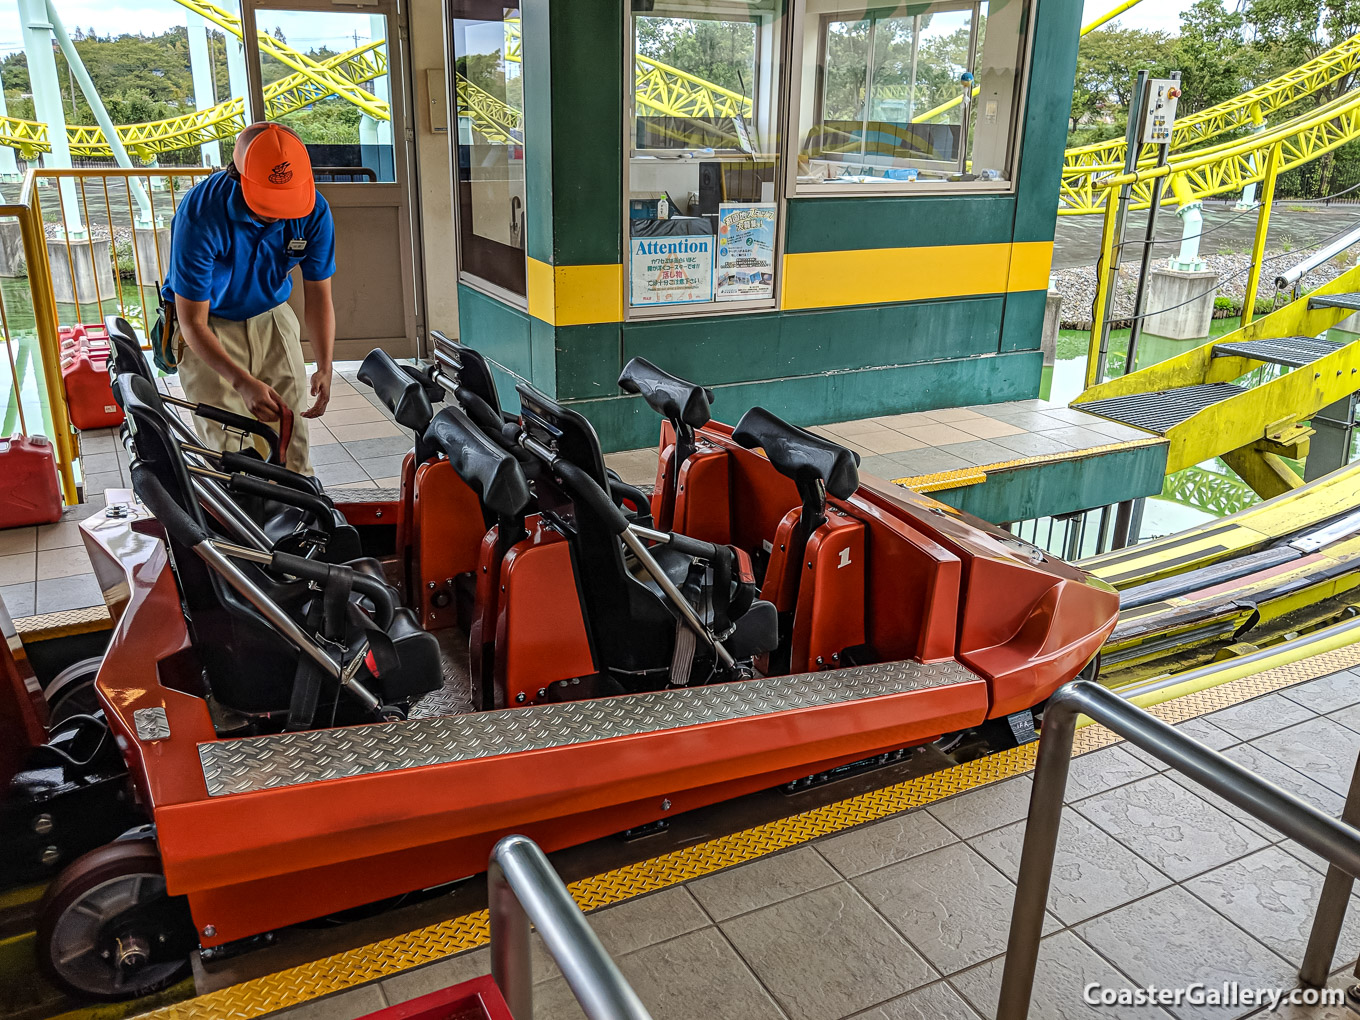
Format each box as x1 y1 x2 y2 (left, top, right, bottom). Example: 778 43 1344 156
0 166 211 504
996 680 1360 1020
489 834 652 1020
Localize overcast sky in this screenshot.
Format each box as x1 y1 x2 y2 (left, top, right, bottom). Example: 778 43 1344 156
0 0 1189 61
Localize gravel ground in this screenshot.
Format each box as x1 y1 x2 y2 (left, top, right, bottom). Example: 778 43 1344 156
1052 250 1353 329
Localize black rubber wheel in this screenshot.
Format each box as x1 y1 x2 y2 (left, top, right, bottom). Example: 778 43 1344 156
44 657 103 727
37 838 194 1001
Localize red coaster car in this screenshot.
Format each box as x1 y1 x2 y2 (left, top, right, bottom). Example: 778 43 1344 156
2 342 1117 1001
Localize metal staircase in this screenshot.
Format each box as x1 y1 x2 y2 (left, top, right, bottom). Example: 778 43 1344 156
1073 267 1360 498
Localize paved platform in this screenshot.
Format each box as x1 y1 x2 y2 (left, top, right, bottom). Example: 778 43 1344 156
129 646 1360 1020
0 386 1164 631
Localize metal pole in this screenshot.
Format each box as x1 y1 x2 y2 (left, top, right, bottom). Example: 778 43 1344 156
1125 71 1179 374
1093 70 1148 387
489 834 653 1020
1241 142 1282 328
1111 499 1133 549
996 681 1360 1020
1300 751 1360 987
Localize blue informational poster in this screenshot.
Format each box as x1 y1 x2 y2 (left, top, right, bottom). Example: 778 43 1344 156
716 203 776 301
630 235 715 306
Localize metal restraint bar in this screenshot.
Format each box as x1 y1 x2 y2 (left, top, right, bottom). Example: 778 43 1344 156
996 681 1360 1020
489 834 652 1020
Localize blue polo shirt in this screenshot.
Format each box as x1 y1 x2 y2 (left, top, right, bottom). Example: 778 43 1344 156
162 170 336 322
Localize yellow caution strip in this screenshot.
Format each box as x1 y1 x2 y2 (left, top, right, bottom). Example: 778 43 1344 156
14 605 111 640
135 636 1357 1020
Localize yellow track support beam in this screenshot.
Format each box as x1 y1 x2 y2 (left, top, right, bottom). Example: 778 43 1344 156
1076 262 1360 477
1221 444 1306 499
1065 32 1360 175
1241 141 1282 327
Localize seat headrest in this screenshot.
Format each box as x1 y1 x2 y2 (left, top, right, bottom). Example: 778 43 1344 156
618 356 713 428
358 349 435 434
731 407 860 500
423 406 531 518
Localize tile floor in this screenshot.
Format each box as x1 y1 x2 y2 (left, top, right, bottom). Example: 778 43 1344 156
261 670 1360 1020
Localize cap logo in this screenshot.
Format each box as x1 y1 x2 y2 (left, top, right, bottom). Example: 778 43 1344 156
268 161 294 184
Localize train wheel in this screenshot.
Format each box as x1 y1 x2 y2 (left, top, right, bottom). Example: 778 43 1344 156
44 657 103 727
38 838 194 1001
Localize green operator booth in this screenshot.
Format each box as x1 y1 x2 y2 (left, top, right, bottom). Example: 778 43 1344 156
446 0 1081 452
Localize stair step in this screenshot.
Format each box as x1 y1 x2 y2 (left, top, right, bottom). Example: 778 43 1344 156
1308 292 1360 311
1076 383 1247 434
1212 335 1343 368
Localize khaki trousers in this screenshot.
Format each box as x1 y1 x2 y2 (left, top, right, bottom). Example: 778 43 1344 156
176 303 312 476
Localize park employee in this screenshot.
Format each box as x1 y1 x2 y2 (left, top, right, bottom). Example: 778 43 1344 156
163 121 336 475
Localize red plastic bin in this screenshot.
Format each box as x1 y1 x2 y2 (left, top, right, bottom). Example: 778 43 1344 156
354 975 514 1020
60 322 124 430
0 434 62 528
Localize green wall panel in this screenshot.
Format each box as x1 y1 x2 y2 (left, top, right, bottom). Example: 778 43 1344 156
568 350 1043 451
784 195 1017 254
999 289 1048 353
1011 0 1082 244
458 284 533 379
936 442 1168 523
555 321 623 400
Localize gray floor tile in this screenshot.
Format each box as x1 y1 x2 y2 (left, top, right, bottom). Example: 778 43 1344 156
817 809 957 878
887 446 972 478
1044 407 1113 426
982 410 1069 432
951 930 1175 1020
311 444 359 466
850 980 984 1019
927 777 1035 839
1164 772 1277 840
35 573 103 615
78 431 117 455
860 454 911 480
1075 774 1269 881
1078 885 1296 1020
1250 717 1360 796
1327 701 1360 737
533 887 709 984
315 460 372 487
84 470 125 496
1034 425 1114 450
689 845 839 921
1206 694 1316 742
36 520 85 551
1223 743 1347 817
989 432 1078 457
1278 671 1354 718
0 582 35 618
273 984 388 1020
358 455 408 480
972 810 1169 924
723 882 936 1020
941 439 1015 467
1251 971 1354 1019
853 841 1050 976
1187 846 1360 969
341 435 415 460
81 451 120 475
380 947 488 1005
612 927 783 1020
1064 745 1156 800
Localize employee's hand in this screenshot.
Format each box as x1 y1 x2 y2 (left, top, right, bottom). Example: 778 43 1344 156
233 374 287 422
303 366 332 419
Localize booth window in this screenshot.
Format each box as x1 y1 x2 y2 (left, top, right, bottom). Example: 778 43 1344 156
793 0 1029 193
626 0 784 314
451 3 527 298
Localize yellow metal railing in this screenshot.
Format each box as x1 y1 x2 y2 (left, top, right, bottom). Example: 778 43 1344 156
0 167 214 505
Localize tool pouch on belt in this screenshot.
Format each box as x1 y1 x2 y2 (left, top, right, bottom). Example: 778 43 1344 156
150 285 179 375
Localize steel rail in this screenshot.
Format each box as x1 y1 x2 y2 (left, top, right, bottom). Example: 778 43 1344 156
489 834 653 1020
996 680 1360 1019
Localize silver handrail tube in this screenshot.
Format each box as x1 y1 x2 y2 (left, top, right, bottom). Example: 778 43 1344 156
489 834 652 1020
1275 223 1360 289
996 680 1360 1020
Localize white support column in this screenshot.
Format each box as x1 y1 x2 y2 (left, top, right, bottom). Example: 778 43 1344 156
187 12 223 167
18 0 82 236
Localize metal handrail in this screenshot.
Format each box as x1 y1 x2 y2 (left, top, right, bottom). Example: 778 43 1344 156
489 834 652 1020
996 680 1360 1020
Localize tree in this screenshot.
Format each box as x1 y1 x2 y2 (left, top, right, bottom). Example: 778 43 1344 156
1069 27 1176 137
1173 0 1258 115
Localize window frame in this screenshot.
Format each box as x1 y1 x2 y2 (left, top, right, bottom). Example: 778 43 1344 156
622 0 793 321
784 0 1036 199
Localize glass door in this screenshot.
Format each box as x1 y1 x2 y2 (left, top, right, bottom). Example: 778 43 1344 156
241 0 421 357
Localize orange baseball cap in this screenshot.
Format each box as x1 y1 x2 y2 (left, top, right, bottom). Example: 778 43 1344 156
234 122 315 220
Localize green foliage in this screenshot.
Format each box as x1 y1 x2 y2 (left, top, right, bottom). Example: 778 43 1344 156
635 16 756 97
1070 27 1176 133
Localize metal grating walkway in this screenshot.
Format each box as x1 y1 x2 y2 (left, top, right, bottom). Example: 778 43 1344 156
1212 335 1343 367
1076 383 1248 434
1308 291 1360 311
